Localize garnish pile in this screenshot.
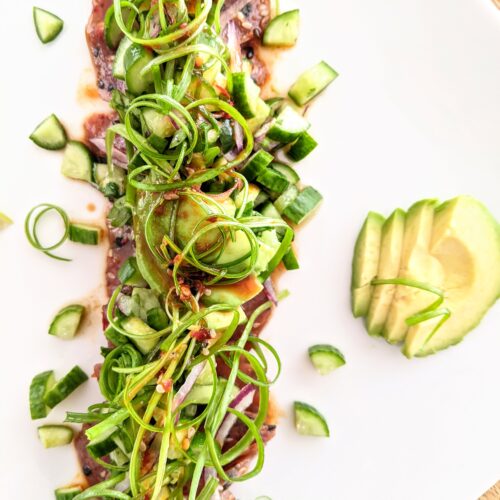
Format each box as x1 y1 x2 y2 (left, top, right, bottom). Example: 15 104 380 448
27 1 337 498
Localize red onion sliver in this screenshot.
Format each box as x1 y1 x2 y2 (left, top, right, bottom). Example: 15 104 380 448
224 21 242 72
172 361 207 412
205 183 239 202
254 119 275 142
149 14 161 38
263 278 278 306
203 467 221 500
115 79 127 94
223 149 238 162
88 138 129 167
233 122 244 153
215 384 256 447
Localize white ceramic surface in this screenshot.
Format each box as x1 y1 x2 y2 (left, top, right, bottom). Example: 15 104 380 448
1 1 500 499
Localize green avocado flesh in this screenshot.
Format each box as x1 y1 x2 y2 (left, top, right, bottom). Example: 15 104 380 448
365 209 406 336
202 274 263 307
351 211 385 318
403 196 500 357
383 199 441 344
353 196 500 358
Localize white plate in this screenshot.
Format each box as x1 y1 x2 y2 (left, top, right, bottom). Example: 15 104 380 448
1 1 500 499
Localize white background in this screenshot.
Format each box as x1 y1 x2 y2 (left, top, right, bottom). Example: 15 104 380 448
1 1 500 499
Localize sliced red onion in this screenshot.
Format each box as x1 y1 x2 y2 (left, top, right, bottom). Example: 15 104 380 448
172 361 207 412
215 384 256 447
224 21 242 72
233 122 244 153
223 149 238 162
115 79 127 94
203 467 221 500
88 138 129 167
205 183 239 202
149 14 161 38
263 278 278 306
254 119 276 143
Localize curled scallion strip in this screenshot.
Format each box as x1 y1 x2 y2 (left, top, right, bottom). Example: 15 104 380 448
73 473 129 500
24 203 71 261
99 344 143 401
113 0 212 48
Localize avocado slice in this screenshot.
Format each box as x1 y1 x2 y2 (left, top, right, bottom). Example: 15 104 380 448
202 274 263 307
121 316 158 354
383 199 443 343
351 211 385 317
204 307 247 330
366 209 406 336
214 229 252 273
403 196 500 357
175 195 236 254
134 191 172 294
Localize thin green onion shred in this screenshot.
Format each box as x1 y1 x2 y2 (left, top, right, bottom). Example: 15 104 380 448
371 278 452 347
24 203 71 261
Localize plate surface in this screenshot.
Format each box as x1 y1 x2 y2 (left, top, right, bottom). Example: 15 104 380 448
1 1 500 499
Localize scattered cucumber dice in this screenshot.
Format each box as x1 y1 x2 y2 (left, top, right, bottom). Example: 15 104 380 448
48 305 85 339
293 401 330 437
93 163 126 198
108 197 132 227
241 150 274 181
33 7 63 44
124 44 154 95
104 5 126 49
267 106 309 143
247 97 271 133
29 370 55 419
142 109 176 138
232 72 261 118
87 428 119 458
61 141 93 182
259 201 283 222
113 36 133 80
282 246 299 270
263 9 300 47
29 114 67 150
288 131 318 161
308 344 346 375
118 257 147 286
271 163 300 184
289 61 338 106
37 425 74 448
282 186 323 224
104 325 129 346
274 185 299 214
44 366 89 409
183 384 215 406
256 167 290 194
69 223 101 245
147 307 169 331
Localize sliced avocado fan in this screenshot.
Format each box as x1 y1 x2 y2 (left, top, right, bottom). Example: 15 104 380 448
351 195 500 358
